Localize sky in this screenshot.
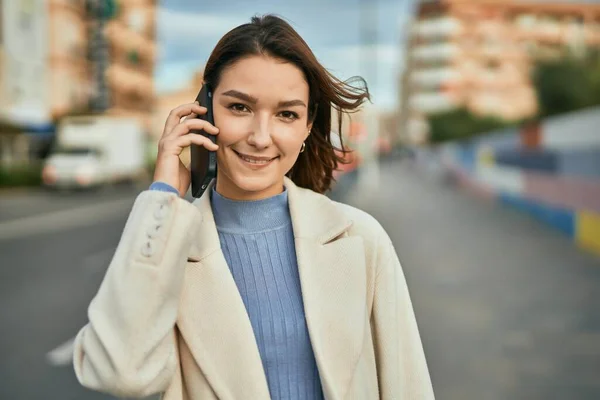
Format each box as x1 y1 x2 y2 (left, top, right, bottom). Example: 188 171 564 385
155 0 417 111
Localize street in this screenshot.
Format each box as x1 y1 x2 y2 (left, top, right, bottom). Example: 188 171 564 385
0 186 139 400
1 158 599 399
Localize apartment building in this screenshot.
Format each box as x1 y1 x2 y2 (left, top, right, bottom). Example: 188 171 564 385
99 0 157 132
0 0 157 165
0 0 85 164
49 0 90 120
400 0 600 144
0 0 4 130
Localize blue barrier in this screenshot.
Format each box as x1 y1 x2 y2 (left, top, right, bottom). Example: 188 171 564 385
498 193 576 238
558 149 600 179
494 149 559 173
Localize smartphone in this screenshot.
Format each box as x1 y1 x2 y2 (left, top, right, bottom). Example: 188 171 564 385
190 85 218 198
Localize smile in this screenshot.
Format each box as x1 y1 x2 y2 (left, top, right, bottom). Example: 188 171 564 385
233 150 278 166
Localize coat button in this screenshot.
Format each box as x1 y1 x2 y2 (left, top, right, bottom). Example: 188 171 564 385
154 203 170 221
147 223 162 239
141 241 154 257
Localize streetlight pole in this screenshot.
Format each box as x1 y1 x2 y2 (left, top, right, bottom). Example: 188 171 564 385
357 0 380 199
360 0 378 92
86 0 113 112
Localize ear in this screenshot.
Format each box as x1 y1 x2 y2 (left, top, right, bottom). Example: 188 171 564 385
306 122 313 137
306 102 317 140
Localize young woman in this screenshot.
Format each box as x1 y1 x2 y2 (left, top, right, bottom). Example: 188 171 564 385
73 15 434 400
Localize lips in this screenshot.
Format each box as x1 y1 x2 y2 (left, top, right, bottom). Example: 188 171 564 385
233 150 278 165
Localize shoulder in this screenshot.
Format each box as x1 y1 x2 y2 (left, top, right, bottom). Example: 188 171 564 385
294 184 398 277
326 198 398 281
296 183 387 237
288 180 392 250
330 200 387 239
324 196 393 257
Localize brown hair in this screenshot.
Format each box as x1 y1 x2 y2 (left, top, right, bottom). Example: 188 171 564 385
203 14 370 193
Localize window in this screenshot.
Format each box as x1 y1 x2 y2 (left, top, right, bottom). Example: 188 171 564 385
485 60 500 70
53 146 100 156
515 14 536 29
127 9 146 33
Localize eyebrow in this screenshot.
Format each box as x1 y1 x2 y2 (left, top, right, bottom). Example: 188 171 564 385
222 90 258 104
222 90 307 108
278 99 307 108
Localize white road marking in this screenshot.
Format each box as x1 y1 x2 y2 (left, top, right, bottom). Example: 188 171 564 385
46 337 76 367
0 198 133 241
46 247 116 368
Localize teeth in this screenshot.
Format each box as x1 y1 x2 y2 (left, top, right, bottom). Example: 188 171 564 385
239 154 272 164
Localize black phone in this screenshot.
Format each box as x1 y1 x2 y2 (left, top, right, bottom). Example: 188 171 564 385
190 85 217 198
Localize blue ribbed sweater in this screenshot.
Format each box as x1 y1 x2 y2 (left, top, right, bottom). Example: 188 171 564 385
150 182 325 400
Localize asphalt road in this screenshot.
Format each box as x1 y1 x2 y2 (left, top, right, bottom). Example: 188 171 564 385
0 185 140 400
341 158 600 400
1 159 599 399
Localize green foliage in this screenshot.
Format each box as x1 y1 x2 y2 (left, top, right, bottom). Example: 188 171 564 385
104 0 120 19
0 163 42 188
427 53 600 144
532 55 600 118
127 51 140 65
428 108 516 144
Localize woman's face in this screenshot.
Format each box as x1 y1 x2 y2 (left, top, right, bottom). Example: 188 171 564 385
212 55 311 201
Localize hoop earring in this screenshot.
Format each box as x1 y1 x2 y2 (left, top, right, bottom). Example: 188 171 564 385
300 142 306 153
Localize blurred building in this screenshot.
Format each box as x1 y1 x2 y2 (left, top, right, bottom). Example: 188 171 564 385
0 2 4 120
0 0 156 166
399 0 600 144
1 0 60 165
99 0 157 133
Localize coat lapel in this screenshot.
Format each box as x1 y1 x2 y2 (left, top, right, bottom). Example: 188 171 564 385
178 180 270 400
179 178 367 400
286 178 368 400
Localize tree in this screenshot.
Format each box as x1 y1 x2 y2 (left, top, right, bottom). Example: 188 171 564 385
427 108 513 143
425 54 600 144
532 56 600 118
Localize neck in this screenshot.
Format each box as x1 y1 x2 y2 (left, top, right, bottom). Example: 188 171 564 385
214 174 285 201
210 186 290 233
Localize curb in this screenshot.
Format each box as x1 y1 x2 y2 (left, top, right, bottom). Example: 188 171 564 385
0 186 37 197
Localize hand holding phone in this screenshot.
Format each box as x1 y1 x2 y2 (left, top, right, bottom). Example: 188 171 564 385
190 85 218 198
152 88 219 197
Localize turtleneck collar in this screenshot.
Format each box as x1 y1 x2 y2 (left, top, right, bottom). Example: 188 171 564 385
210 186 291 234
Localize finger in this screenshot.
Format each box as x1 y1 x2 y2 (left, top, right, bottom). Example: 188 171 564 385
163 103 207 136
169 118 219 137
169 104 206 131
181 112 198 123
180 101 201 123
180 113 199 125
173 133 220 151
158 134 218 158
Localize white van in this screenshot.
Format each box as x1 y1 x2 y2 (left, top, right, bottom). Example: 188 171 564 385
42 115 148 189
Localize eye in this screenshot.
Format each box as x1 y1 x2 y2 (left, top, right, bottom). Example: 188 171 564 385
228 103 250 113
278 111 299 121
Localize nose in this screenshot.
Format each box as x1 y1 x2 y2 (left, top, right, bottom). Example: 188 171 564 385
247 115 273 149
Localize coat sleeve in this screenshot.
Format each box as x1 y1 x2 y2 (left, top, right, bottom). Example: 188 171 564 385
371 234 435 399
72 190 201 398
